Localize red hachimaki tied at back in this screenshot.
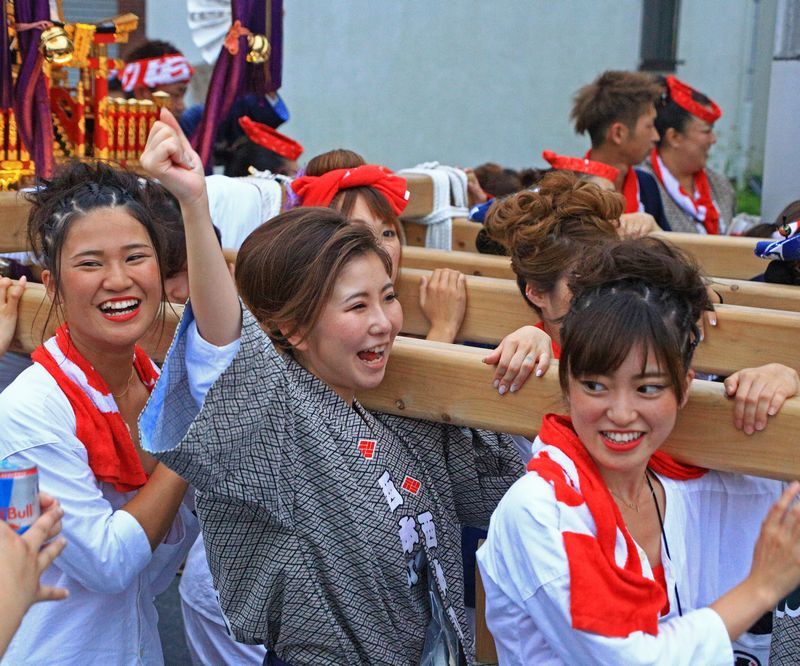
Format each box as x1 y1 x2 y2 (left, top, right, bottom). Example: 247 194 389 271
238 116 304 161
542 150 620 183
665 76 722 125
291 165 410 215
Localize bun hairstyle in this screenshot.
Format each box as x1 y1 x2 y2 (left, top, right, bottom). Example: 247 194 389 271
302 148 406 245
236 207 392 354
560 237 712 404
484 170 622 312
26 160 167 333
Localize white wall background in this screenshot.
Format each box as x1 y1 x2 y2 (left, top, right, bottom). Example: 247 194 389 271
147 0 777 180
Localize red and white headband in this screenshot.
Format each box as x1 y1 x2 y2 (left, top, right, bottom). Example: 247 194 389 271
665 75 721 125
542 150 619 182
238 116 303 161
120 54 194 93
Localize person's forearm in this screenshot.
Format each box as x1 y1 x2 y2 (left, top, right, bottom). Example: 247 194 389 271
121 463 189 551
709 577 775 641
0 596 28 658
181 195 242 345
426 323 459 343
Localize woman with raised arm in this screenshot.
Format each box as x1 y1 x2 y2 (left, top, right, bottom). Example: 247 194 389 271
0 161 198 665
140 109 525 664
478 237 800 664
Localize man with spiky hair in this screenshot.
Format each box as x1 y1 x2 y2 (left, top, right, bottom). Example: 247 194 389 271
571 70 669 230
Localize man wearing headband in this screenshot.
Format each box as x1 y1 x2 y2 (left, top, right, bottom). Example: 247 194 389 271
121 40 194 125
642 76 735 235
571 71 669 230
120 41 289 144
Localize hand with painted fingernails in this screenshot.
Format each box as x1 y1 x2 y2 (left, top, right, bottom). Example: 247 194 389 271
483 325 552 396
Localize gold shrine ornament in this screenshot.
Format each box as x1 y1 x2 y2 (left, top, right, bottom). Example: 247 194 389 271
246 33 270 64
39 25 74 65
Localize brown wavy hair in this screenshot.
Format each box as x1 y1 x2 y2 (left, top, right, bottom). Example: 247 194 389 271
484 171 622 313
236 206 392 354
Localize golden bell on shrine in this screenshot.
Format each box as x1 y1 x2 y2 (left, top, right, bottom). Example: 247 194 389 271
246 33 270 64
40 25 74 64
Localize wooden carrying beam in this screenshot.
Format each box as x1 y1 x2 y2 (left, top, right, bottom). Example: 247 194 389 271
396 268 800 377
0 191 31 253
402 215 768 280
401 246 800 313
11 282 800 481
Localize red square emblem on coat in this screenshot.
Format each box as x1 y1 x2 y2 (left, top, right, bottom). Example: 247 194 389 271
357 439 376 459
401 476 421 495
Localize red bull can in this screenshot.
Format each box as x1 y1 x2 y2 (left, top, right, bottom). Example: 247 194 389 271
0 461 39 534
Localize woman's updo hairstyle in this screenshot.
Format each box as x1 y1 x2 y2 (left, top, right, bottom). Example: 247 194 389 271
236 206 392 354
26 160 167 330
303 148 406 245
560 237 711 404
484 170 622 313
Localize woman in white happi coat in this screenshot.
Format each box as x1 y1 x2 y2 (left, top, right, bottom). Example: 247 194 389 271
137 110 543 665
0 161 197 665
478 237 800 665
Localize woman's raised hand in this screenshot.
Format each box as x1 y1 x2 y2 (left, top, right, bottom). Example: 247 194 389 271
140 108 205 206
483 325 552 395
724 363 800 434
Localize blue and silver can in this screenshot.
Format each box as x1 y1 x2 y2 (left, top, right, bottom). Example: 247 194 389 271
0 461 39 534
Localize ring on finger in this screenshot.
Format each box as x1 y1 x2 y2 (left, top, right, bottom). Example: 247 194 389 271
524 355 536 364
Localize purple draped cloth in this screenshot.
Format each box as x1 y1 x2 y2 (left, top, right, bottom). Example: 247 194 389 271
0 5 13 108
192 0 283 172
13 0 55 178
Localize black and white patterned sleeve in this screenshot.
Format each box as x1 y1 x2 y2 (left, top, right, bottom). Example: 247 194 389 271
141 305 290 498
443 427 524 526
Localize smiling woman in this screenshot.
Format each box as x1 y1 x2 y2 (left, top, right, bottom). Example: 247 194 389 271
0 161 198 664
478 238 800 665
138 109 524 664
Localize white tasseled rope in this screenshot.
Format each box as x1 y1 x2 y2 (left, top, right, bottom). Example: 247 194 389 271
398 162 470 251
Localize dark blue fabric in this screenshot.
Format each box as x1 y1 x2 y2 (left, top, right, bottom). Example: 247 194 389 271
182 94 289 145
636 169 671 231
469 200 493 223
263 650 291 665
461 526 488 608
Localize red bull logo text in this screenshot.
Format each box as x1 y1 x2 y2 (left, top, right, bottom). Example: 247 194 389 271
0 462 39 534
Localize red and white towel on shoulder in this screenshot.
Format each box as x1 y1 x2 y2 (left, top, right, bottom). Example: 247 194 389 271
31 324 159 492
476 412 781 665
649 148 721 234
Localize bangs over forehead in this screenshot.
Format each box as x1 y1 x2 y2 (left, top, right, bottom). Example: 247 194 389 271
559 286 691 403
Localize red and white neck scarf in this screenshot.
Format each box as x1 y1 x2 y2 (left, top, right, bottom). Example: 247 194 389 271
649 149 720 235
585 151 642 214
527 414 705 638
120 54 194 93
31 324 160 492
291 165 410 215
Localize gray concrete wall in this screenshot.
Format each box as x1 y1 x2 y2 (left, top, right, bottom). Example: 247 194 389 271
147 1 776 179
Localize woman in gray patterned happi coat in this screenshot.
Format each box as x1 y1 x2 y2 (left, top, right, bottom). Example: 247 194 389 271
139 111 543 665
